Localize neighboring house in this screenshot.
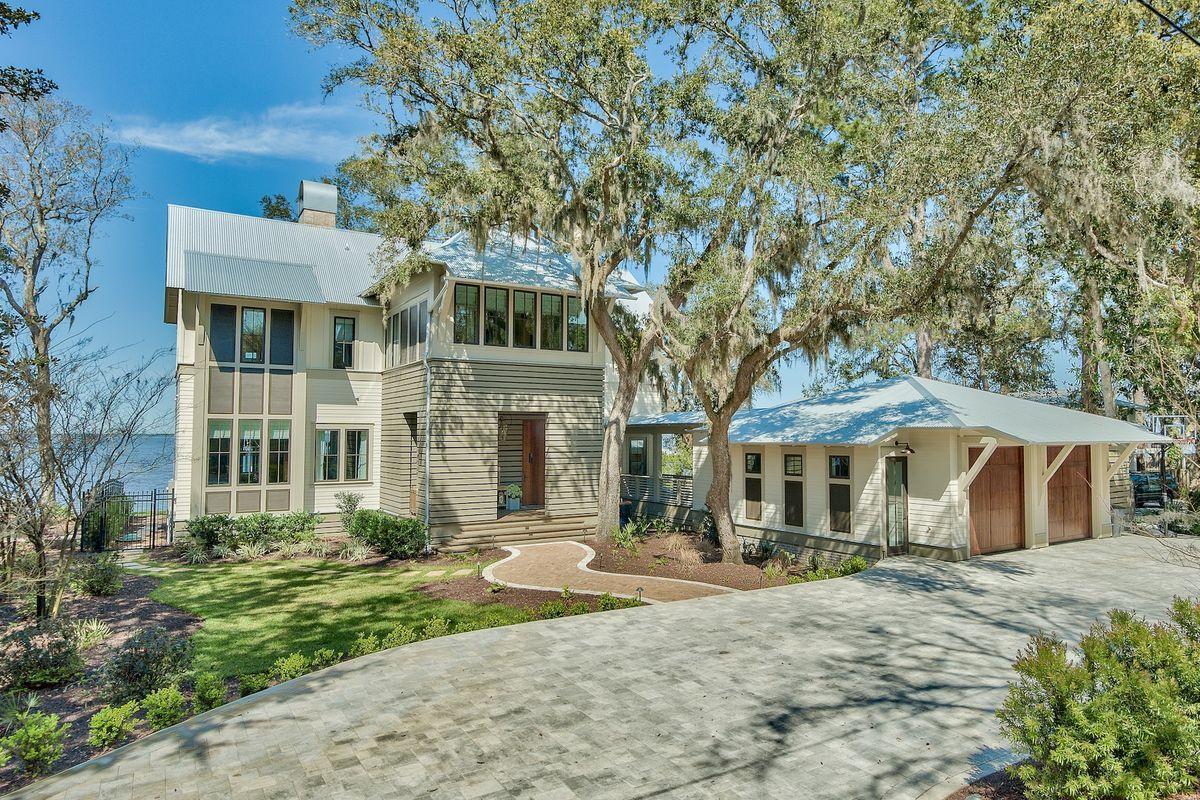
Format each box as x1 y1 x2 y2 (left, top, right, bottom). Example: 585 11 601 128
166 180 642 550
626 377 1169 562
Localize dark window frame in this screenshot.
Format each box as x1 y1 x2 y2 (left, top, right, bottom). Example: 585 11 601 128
268 308 294 366
784 453 804 477
316 429 340 482
416 299 428 358
540 293 563 350
784 478 804 528
333 316 355 369
240 307 266 365
567 295 588 352
484 286 509 347
744 452 762 475
628 437 648 476
513 290 537 348
210 304 237 363
829 482 852 533
237 419 263 485
453 283 481 345
828 454 851 480
344 428 370 482
207 419 232 487
267 420 290 485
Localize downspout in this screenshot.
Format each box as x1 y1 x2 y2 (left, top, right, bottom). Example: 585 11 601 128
422 280 450 554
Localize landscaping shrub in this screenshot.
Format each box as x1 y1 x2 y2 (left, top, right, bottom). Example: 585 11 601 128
537 600 567 619
101 627 194 702
87 701 139 748
348 632 381 658
268 653 311 684
233 541 268 561
347 509 425 559
309 648 342 670
191 672 226 713
838 556 869 576
185 514 235 550
181 540 211 564
0 711 67 775
0 624 83 690
420 618 451 640
238 673 269 697
596 593 639 611
337 540 374 562
997 598 1200 800
73 552 124 596
566 602 591 616
67 617 112 651
335 491 363 533
381 624 417 649
276 510 322 542
142 685 188 730
234 513 278 547
613 522 641 555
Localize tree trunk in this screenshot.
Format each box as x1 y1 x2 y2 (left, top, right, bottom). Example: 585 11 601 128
32 328 55 619
597 369 639 542
915 329 934 379
704 414 743 565
1080 341 1097 414
1084 277 1117 418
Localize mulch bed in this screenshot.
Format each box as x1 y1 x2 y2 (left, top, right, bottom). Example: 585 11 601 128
589 531 794 591
143 543 508 570
419 577 610 613
948 765 1200 799
0 575 203 795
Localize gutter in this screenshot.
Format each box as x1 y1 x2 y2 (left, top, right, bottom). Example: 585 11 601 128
422 280 450 554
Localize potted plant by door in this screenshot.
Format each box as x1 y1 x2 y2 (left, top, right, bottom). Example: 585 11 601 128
505 484 523 511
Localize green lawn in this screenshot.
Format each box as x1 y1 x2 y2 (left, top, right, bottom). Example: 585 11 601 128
146 559 529 677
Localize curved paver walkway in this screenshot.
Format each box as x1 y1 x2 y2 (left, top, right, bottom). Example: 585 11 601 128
483 540 738 603
9 536 1197 800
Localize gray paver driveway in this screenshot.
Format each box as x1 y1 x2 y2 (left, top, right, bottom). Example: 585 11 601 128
10 536 1199 800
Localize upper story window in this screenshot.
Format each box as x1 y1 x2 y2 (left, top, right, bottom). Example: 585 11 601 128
829 454 851 480
333 316 355 369
211 303 292 366
513 290 536 348
453 283 481 345
240 308 265 364
269 309 294 366
567 296 588 352
211 304 237 363
484 287 509 347
540 293 563 350
387 299 428 368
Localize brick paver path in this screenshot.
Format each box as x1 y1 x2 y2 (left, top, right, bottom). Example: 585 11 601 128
9 536 1195 800
483 541 737 603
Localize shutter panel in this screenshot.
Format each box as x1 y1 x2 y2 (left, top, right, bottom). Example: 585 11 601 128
784 480 804 527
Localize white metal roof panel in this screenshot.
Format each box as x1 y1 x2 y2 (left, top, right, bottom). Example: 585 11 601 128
182 252 327 305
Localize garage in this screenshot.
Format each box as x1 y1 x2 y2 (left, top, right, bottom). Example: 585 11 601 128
968 446 1025 555
1047 445 1092 543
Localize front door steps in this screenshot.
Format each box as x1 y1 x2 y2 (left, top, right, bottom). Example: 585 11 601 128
439 511 596 554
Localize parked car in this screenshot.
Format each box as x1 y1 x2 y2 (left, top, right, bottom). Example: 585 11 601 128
1132 471 1179 508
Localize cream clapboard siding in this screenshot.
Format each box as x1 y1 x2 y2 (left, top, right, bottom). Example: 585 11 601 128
904 428 961 551
424 359 603 535
174 370 196 519
380 362 426 517
306 370 383 512
498 420 524 488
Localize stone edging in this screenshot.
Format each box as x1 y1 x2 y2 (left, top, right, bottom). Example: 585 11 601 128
481 540 739 604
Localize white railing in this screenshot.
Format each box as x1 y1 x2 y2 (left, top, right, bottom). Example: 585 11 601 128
621 473 693 508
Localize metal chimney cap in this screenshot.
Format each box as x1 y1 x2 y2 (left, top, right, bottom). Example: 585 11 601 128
297 180 338 215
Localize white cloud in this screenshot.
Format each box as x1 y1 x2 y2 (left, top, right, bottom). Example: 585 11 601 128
116 101 372 164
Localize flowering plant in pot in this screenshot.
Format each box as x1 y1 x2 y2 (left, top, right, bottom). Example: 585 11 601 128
505 484 523 511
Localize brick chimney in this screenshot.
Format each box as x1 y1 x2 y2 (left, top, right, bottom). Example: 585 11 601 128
297 180 337 227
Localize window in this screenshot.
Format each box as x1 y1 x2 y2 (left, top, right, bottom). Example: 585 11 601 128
785 479 804 527
628 437 647 476
207 420 231 486
333 316 355 369
238 420 262 485
269 309 294 366
484 287 509 347
344 429 369 481
267 421 290 484
399 308 409 365
567 296 587 352
316 429 340 481
514 290 536 348
210 304 236 363
417 300 428 358
240 308 265 364
453 283 480 344
829 483 852 533
407 303 419 362
784 454 804 477
744 451 762 520
387 313 399 367
540 294 563 350
829 454 851 480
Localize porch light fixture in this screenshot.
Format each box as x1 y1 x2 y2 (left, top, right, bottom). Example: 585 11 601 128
894 441 916 455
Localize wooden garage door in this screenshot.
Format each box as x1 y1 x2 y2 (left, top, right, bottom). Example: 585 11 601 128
1047 445 1091 544
969 446 1025 555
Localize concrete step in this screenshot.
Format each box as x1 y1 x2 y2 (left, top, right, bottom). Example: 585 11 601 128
440 527 595 553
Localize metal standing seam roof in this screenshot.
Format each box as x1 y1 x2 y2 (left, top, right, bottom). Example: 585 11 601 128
165 206 642 308
631 376 1172 446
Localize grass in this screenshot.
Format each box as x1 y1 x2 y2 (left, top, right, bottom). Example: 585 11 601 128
146 558 528 677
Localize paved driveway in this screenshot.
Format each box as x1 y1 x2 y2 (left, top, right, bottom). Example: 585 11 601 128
10 536 1198 800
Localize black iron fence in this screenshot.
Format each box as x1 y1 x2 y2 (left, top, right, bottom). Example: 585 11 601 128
81 489 175 551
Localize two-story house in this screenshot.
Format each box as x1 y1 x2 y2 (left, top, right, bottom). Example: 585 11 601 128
166 180 643 551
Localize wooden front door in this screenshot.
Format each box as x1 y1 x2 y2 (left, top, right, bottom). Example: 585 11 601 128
1047 445 1091 543
886 457 909 555
522 418 546 507
969 446 1025 556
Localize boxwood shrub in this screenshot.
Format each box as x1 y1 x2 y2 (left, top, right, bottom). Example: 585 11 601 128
347 510 425 559
100 627 194 702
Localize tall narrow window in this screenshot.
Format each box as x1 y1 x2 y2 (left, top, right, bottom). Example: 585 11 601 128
828 453 851 533
417 300 428 358
784 453 804 528
399 308 409 365
484 287 509 347
628 438 647 476
267 421 290 484
240 308 265 364
345 429 369 481
238 420 262 485
407 303 418 362
387 313 399 367
207 420 231 486
269 309 294 366
210 304 237 363
744 452 762 521
540 293 563 350
567 296 587 352
333 316 355 369
316 429 340 481
513 290 536 348
453 283 480 344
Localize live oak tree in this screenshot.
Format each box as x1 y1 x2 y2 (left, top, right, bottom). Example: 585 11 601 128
291 0 692 539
